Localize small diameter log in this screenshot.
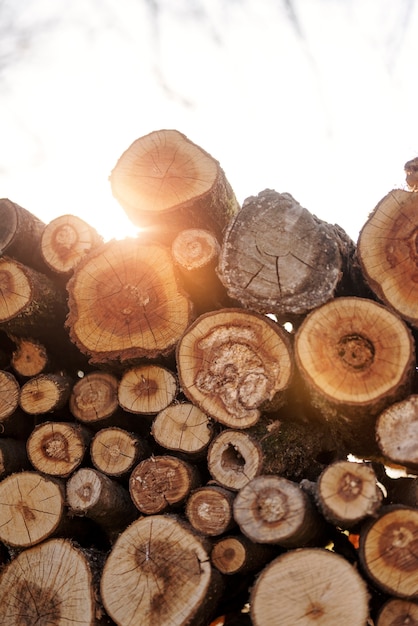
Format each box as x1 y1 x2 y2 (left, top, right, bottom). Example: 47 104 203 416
40 213 103 274
90 427 149 477
217 188 358 317
129 454 200 514
118 364 178 414
211 534 277 576
66 238 193 364
314 460 383 529
70 370 119 424
294 297 415 456
67 468 138 535
359 506 418 598
177 308 293 429
376 395 418 471
27 421 91 477
233 475 326 548
0 370 20 420
250 548 369 626
109 129 239 242
172 228 232 313
376 598 418 626
0 538 97 625
186 484 236 536
207 429 264 491
0 471 64 548
101 514 223 626
151 402 214 457
19 372 72 415
357 189 418 327
10 335 50 377
0 438 30 477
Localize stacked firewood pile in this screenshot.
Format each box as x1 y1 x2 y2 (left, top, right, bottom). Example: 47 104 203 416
1 130 418 625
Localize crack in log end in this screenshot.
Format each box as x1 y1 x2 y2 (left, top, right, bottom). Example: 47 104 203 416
14 582 61 625
378 521 418 573
305 602 325 620
41 433 70 463
336 334 375 371
17 500 36 522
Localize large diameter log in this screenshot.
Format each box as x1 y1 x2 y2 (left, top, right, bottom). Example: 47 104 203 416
217 188 360 317
359 506 418 598
250 548 369 626
151 402 214 457
100 514 224 626
109 129 239 242
357 189 418 327
66 238 193 364
233 474 326 548
294 296 415 456
90 426 149 477
118 363 178 414
0 471 64 547
177 308 293 429
0 538 98 625
376 395 418 471
27 421 90 477
40 213 103 274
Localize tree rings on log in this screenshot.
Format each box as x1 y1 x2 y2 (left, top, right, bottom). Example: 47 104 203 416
177 308 293 429
358 189 418 327
69 371 119 424
211 534 276 576
376 395 418 471
0 538 97 625
19 372 72 415
118 364 178 414
66 238 193 364
151 402 214 456
376 598 418 626
27 421 90 477
250 548 369 626
90 427 148 477
0 370 20 421
109 129 239 242
100 514 222 626
185 484 236 536
218 189 354 317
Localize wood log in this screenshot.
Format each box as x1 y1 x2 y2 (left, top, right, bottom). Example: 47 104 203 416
250 548 369 625
10 334 50 377
376 395 418 472
66 467 138 536
376 598 418 625
217 188 361 318
207 428 264 491
0 538 99 625
40 213 103 274
0 471 64 548
66 238 193 364
100 514 223 626
26 421 91 477
357 189 418 327
211 534 277 576
118 363 178 414
129 454 200 514
19 371 72 415
359 506 418 598
233 474 326 548
151 402 214 457
90 426 149 477
177 308 293 429
109 128 239 243
294 296 415 456
185 484 236 536
69 370 119 424
0 369 20 420
313 460 383 529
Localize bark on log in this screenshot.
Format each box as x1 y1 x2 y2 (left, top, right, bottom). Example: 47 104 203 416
211 534 277 576
376 598 418 626
27 421 91 477
357 189 418 327
118 363 178 414
177 308 293 429
69 371 119 424
376 395 418 471
151 402 214 457
66 238 193 364
233 474 326 548
314 460 383 529
359 506 418 599
185 484 236 536
217 189 360 318
0 538 98 625
129 454 200 514
19 372 72 415
294 296 415 456
0 471 64 547
250 548 369 626
109 129 239 243
100 514 224 626
90 426 149 477
10 334 50 377
40 213 103 274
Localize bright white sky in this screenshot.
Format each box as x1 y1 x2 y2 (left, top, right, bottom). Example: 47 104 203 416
1 0 417 242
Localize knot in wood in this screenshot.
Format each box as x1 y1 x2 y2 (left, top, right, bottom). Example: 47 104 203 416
336 334 375 371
